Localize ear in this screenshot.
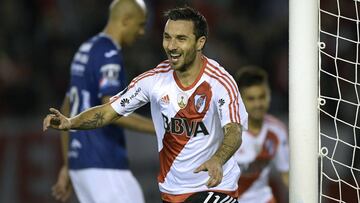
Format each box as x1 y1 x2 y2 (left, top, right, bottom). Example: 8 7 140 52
196 36 206 51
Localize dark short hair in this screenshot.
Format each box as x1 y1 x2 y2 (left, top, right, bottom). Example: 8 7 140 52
235 66 269 90
164 7 208 40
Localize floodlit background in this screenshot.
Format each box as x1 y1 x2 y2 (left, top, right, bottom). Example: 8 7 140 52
0 0 289 202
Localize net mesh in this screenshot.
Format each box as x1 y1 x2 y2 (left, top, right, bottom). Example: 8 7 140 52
319 0 360 202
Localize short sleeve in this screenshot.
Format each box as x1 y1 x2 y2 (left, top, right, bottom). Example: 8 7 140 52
91 40 126 98
110 75 151 116
214 84 248 129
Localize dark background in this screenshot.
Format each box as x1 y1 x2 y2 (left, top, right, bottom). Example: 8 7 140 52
0 0 290 202
319 0 360 202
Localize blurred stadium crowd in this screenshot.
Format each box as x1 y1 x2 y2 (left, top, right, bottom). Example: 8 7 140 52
0 0 288 120
0 0 289 203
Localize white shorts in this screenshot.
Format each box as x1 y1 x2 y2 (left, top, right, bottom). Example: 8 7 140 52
69 168 145 203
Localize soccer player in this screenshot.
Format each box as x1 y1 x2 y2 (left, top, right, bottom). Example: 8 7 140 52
50 0 155 203
234 66 289 203
44 7 248 203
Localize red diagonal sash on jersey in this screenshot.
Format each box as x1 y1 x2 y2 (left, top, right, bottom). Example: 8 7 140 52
238 131 279 196
158 81 212 183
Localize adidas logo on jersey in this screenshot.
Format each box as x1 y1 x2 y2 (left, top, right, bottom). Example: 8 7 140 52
161 95 170 104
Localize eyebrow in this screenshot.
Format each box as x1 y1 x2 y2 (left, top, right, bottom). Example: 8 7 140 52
163 32 189 38
176 35 188 38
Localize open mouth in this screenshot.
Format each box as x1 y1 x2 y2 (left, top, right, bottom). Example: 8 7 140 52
169 53 181 63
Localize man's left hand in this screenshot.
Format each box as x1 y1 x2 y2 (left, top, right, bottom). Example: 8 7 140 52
194 157 223 188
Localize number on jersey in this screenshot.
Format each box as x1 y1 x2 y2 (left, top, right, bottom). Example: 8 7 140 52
69 86 91 117
184 191 238 203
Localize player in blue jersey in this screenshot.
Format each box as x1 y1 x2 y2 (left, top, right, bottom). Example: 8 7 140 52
50 0 154 203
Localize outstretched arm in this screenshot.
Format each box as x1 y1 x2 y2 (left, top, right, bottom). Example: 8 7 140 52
43 102 120 131
72 102 119 130
194 122 242 188
102 96 155 134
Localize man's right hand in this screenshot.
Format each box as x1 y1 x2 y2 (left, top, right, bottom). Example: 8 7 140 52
43 108 71 131
52 165 73 202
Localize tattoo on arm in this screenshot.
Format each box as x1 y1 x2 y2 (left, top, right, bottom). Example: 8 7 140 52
223 123 240 136
213 123 242 165
78 112 105 129
69 103 119 130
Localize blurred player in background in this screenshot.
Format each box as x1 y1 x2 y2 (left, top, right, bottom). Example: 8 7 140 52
234 66 289 203
51 0 155 203
44 7 248 203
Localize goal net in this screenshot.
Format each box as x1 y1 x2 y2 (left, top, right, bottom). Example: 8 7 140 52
319 0 360 202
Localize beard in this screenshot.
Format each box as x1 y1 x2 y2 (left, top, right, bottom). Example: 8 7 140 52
169 48 197 72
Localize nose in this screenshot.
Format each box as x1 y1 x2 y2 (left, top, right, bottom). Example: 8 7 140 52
167 39 177 51
253 100 265 109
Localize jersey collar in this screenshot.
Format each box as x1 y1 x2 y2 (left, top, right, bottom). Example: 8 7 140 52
99 32 122 50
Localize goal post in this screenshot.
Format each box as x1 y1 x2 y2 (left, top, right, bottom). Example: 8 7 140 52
289 0 319 202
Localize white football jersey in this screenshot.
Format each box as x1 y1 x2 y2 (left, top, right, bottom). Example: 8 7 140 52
234 115 289 203
111 56 248 202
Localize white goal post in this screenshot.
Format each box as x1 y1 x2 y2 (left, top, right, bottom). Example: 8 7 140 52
289 0 319 202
